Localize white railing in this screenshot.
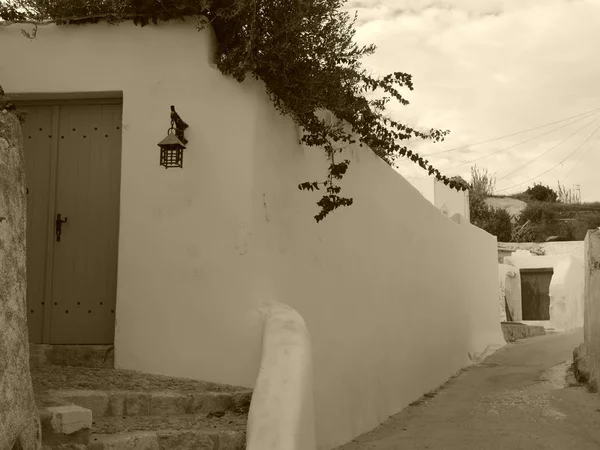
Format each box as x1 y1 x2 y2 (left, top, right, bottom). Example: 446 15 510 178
246 301 316 450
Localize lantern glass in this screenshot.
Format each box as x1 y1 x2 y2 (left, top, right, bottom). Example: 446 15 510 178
160 145 184 168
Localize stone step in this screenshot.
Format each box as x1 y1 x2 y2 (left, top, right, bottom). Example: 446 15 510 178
45 388 251 418
30 344 114 369
89 427 245 450
38 400 249 449
33 365 250 449
41 413 246 450
500 321 546 342
32 365 247 394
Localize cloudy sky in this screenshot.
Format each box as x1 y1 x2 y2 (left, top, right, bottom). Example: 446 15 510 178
347 0 600 201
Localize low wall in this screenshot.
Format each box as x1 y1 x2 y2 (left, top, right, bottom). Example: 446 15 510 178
246 302 316 450
542 241 584 258
584 230 600 388
501 322 545 342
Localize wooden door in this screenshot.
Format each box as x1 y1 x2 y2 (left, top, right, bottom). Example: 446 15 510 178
19 99 122 344
520 269 553 321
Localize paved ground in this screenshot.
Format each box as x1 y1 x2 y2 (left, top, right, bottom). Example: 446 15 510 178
336 329 600 450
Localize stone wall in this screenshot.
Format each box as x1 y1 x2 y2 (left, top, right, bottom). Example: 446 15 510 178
583 230 600 389
0 87 41 449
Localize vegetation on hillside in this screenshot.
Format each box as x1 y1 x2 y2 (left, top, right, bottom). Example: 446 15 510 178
469 165 599 242
468 166 513 241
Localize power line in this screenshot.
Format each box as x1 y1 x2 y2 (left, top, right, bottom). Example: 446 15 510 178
495 115 600 182
496 122 600 194
421 105 600 157
562 140 597 182
418 110 600 179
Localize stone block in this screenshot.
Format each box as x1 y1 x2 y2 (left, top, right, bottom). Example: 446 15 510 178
573 342 590 384
500 322 545 342
216 430 246 450
125 393 151 416
108 392 127 417
231 391 252 415
197 392 234 415
90 431 159 450
29 344 49 369
41 405 91 446
44 345 114 369
156 430 215 450
47 405 92 435
50 390 109 417
150 391 188 416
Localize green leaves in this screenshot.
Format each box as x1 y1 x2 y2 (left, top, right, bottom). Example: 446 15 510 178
298 181 321 191
314 194 353 222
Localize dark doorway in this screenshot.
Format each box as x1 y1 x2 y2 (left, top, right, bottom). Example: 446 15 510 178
520 268 553 320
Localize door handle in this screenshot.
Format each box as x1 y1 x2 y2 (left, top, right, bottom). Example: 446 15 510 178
56 213 68 242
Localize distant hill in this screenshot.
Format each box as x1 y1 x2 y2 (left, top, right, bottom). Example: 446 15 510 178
485 197 527 222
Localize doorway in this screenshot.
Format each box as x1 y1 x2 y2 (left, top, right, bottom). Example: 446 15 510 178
520 268 553 321
17 97 122 344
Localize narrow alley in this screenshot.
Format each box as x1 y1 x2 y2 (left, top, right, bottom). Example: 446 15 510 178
336 329 600 450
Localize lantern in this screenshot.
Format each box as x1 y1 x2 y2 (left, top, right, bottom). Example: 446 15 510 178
157 128 186 168
157 105 189 169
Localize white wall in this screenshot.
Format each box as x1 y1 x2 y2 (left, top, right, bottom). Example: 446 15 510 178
541 241 584 258
1 20 505 450
406 177 470 222
498 264 521 321
433 178 470 222
504 254 584 331
406 177 435 203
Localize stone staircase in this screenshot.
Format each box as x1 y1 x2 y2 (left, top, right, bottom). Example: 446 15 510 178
30 345 251 449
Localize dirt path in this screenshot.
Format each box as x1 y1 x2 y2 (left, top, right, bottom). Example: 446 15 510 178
335 329 600 450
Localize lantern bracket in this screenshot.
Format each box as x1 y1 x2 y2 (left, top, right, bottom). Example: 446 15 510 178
170 105 188 145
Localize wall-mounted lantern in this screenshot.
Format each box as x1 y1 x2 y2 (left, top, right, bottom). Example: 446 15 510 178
157 105 189 169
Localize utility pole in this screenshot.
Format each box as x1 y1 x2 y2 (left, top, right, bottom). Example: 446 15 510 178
574 184 581 204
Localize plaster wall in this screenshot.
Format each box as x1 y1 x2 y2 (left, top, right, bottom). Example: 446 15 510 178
0 21 505 450
246 302 316 450
498 264 522 321
504 254 584 331
540 241 584 258
407 177 470 222
406 176 435 204
499 241 584 259
433 178 470 222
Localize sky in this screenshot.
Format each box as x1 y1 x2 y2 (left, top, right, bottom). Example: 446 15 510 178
347 0 600 201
